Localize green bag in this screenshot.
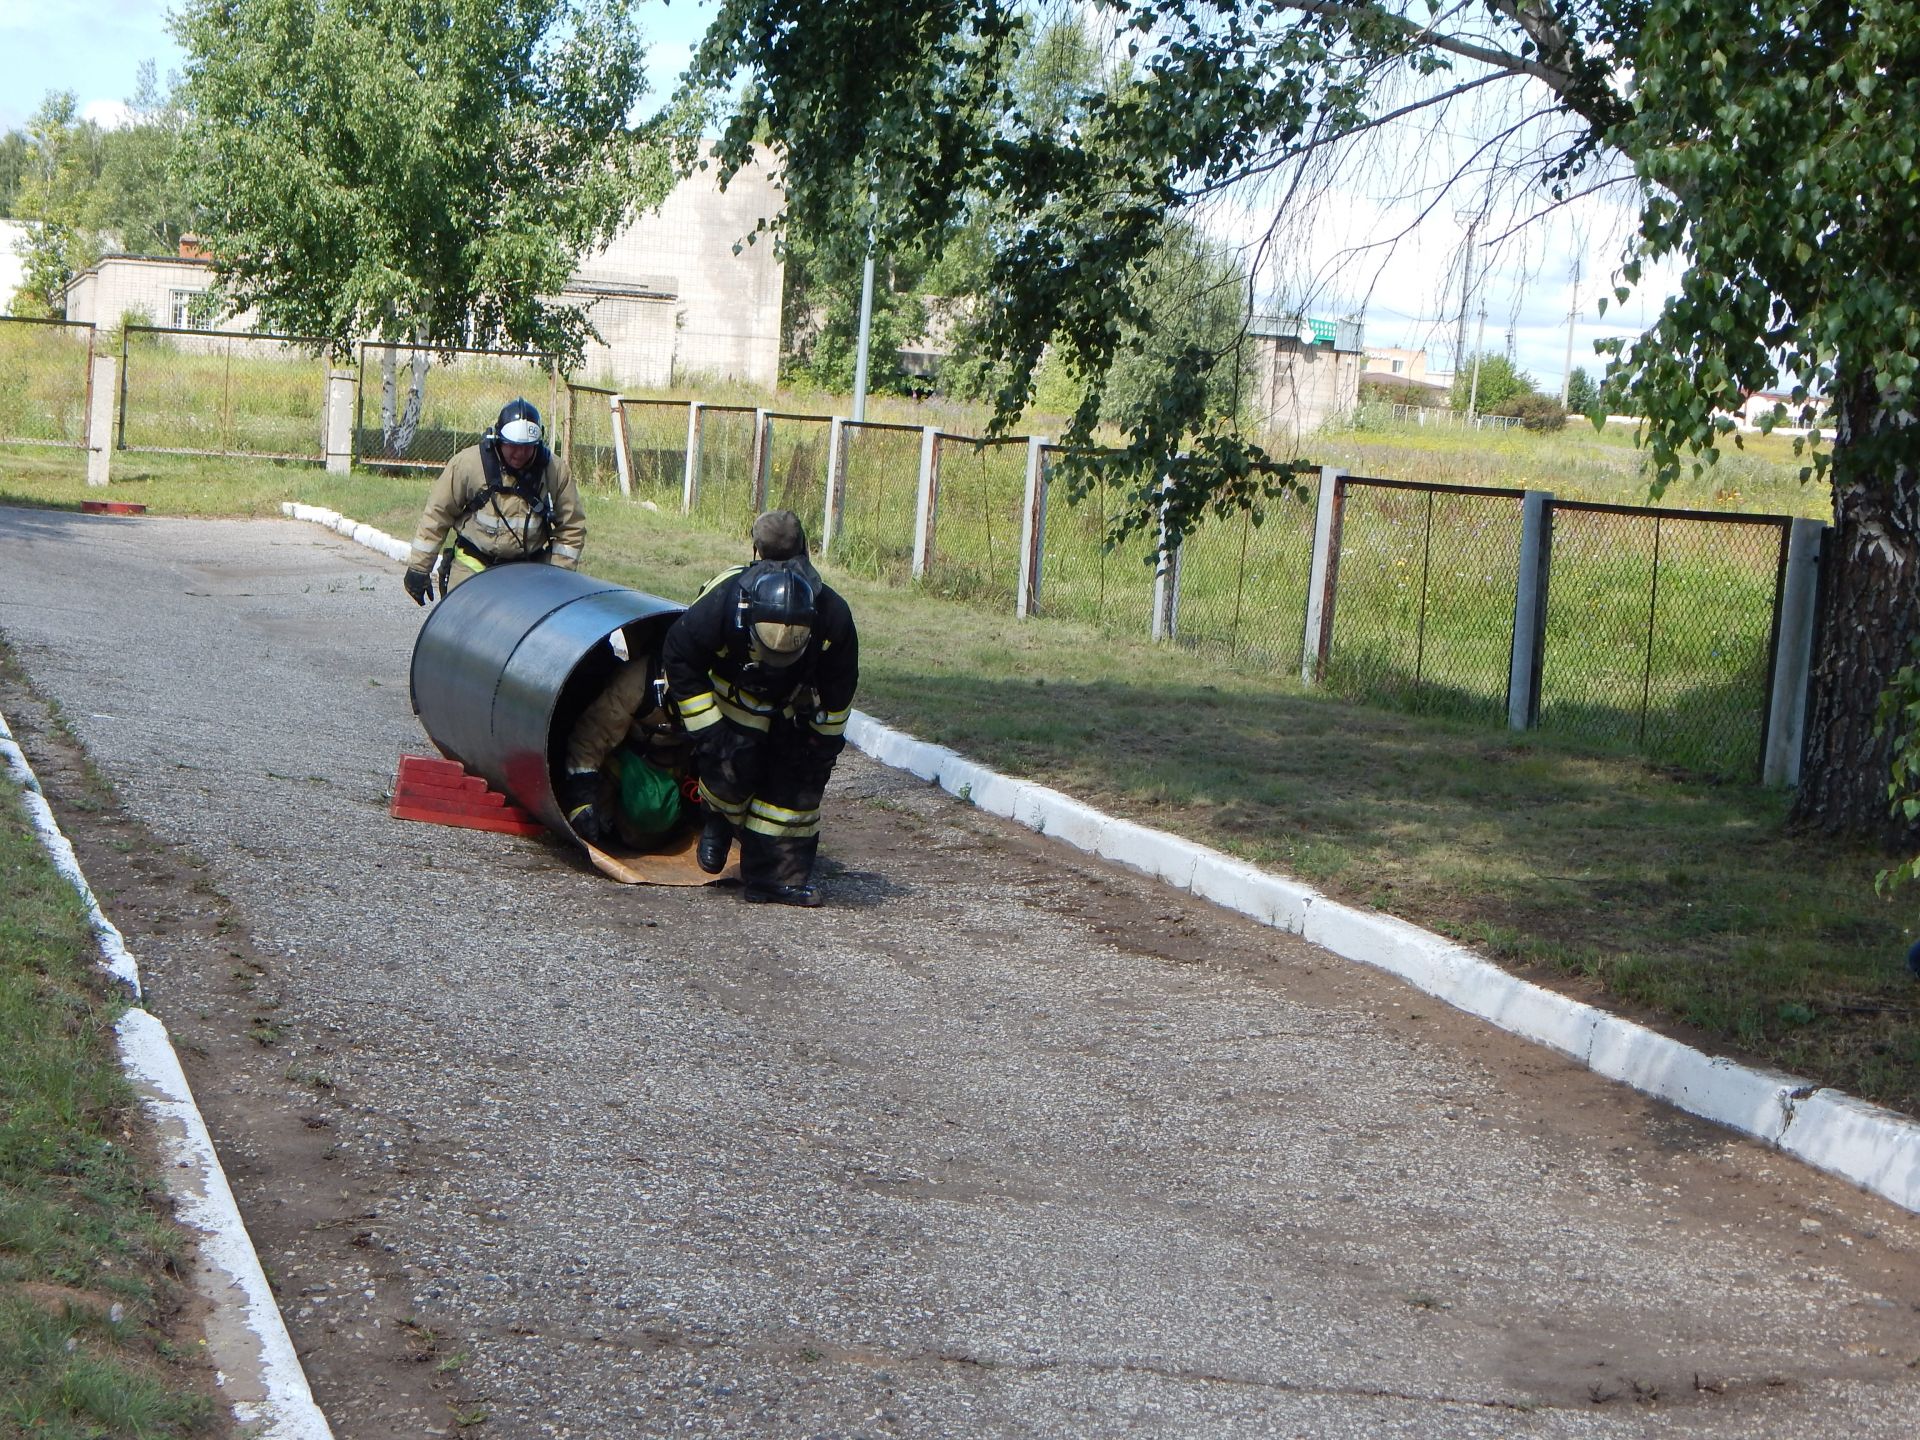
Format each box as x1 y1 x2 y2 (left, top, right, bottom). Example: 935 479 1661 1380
605 747 683 839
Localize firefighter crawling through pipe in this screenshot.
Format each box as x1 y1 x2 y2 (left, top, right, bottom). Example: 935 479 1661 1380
407 511 858 906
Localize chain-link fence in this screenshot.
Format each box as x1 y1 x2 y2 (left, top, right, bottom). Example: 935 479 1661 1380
620 398 693 507
1321 478 1526 723
1540 503 1788 777
924 433 1030 607
688 404 759 532
1173 472 1320 668
120 326 329 460
0 316 94 448
829 421 924 586
763 411 835 544
565 384 621 489
355 342 561 469
1034 447 1162 634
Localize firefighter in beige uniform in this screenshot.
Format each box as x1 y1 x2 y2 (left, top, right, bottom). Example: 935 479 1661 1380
402 398 586 604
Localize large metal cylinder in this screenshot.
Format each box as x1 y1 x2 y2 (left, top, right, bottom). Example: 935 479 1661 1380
409 565 684 839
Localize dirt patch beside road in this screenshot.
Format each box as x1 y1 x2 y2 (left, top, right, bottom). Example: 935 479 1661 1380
0 658 484 1437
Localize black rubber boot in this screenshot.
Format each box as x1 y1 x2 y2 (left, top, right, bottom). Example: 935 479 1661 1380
697 809 733 874
739 832 820 906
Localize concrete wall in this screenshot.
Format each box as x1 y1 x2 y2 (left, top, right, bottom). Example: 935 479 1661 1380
0 218 29 314
63 255 228 330
1251 336 1363 441
574 150 785 390
1365 346 1430 384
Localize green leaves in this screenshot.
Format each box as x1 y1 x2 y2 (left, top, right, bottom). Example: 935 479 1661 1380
171 0 667 362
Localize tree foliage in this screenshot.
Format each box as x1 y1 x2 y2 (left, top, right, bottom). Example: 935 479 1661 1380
6 69 205 316
1450 352 1537 416
1564 365 1599 416
172 0 669 360
688 0 1920 843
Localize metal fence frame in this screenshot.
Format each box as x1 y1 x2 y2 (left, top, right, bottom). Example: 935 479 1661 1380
354 340 563 470
0 315 95 450
1539 497 1793 779
64 323 1830 783
119 324 332 461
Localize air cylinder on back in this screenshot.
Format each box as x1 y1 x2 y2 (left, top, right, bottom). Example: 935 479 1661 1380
408 564 684 840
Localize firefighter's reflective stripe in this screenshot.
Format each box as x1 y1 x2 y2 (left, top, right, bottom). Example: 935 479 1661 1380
716 697 773 732
742 795 820 839
410 538 440 559
454 548 486 574
676 692 721 731
810 704 850 738
711 671 777 732
551 541 582 561
697 781 747 821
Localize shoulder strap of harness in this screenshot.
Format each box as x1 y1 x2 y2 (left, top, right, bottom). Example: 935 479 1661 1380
451 441 556 530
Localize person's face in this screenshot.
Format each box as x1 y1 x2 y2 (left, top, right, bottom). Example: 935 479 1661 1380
499 440 538 471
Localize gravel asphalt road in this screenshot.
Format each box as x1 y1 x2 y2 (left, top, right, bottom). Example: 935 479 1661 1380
4 503 1920 1439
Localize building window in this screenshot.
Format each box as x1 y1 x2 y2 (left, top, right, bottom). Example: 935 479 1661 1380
169 289 212 330
1391 359 1405 374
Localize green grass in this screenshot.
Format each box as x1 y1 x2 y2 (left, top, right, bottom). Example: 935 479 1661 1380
0 781 216 1437
4 423 1916 1123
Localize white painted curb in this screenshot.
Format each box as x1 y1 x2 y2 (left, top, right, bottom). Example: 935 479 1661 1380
292 506 1920 1218
0 708 335 1440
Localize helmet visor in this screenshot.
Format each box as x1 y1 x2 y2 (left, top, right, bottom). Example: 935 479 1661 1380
498 416 543 446
751 620 811 666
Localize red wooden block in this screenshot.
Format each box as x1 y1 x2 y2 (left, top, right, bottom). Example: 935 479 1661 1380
391 754 546 837
397 755 470 783
390 801 547 837
401 779 508 807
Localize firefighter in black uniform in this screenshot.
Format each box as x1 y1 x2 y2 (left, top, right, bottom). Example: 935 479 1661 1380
662 511 858 906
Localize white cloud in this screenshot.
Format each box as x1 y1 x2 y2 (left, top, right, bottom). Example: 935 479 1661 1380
81 98 136 130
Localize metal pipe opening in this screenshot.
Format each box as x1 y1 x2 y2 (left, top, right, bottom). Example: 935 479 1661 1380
409 565 685 841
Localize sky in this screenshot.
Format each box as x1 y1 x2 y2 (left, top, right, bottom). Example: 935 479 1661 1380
0 2 1672 396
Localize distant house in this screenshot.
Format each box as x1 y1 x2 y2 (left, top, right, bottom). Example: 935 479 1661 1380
1247 313 1365 439
60 153 785 391
1362 345 1450 393
1737 389 1830 431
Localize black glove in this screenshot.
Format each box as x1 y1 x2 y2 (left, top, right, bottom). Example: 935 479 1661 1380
560 771 605 844
403 567 435 606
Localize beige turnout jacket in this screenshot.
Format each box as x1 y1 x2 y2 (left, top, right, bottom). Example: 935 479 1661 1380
407 443 587 579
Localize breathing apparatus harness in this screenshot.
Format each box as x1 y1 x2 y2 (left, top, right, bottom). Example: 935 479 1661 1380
449 435 557 567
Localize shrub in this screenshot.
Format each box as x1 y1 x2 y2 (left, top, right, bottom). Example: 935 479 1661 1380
1504 392 1569 431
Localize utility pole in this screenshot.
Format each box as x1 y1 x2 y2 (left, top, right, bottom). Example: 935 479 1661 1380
1559 255 1582 406
1453 217 1477 381
1466 303 1488 424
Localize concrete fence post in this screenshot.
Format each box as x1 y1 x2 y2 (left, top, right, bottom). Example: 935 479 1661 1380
1763 517 1827 786
1507 490 1555 729
85 353 117 487
1016 435 1050 619
681 401 703 514
323 368 355 475
1300 466 1346 683
1151 485 1182 642
822 416 846 556
752 407 773 512
912 425 939 580
609 394 634 498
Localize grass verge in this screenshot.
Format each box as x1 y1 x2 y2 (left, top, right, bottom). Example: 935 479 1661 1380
0 779 217 1436
4 439 1917 1122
